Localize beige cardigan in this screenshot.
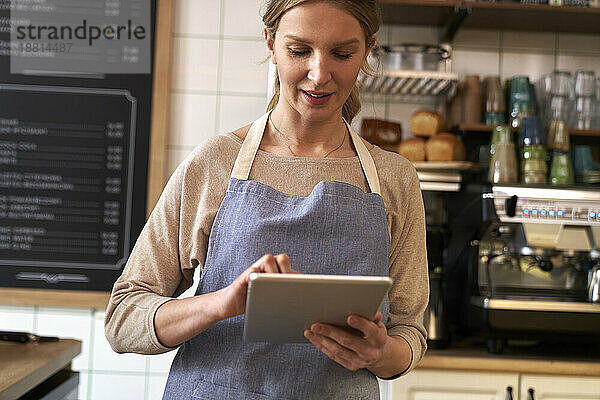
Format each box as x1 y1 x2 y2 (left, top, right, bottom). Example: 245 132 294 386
104 131 429 374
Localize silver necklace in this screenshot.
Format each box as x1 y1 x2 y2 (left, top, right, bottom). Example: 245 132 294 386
269 116 346 158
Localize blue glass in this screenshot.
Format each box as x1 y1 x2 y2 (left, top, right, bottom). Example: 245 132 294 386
520 116 546 146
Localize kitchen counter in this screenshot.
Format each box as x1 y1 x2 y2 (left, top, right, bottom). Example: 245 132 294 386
0 338 81 400
419 340 600 377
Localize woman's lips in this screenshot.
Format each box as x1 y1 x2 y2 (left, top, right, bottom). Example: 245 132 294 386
301 90 333 106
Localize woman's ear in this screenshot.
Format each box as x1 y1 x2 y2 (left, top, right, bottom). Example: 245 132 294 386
366 33 377 57
264 28 277 64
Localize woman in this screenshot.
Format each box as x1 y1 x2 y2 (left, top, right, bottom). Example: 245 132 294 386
105 0 428 398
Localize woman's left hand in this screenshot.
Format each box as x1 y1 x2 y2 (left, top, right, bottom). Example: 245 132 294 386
304 312 388 371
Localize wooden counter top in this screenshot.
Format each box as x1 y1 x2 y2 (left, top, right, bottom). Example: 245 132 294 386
419 341 600 377
0 338 81 400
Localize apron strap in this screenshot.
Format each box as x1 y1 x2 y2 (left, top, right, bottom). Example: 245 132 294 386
231 111 381 195
230 111 271 181
344 120 381 195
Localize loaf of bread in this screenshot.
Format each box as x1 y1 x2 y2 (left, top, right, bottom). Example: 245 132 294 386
411 109 447 137
425 133 466 162
397 137 426 162
360 118 402 146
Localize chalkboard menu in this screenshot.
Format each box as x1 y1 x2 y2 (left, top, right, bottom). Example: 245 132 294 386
0 0 155 291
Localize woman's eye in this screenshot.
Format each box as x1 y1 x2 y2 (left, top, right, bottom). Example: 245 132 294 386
334 53 352 60
288 49 309 57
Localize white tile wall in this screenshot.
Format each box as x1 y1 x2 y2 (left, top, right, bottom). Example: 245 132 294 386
173 0 221 36
220 39 269 93
168 93 218 147
36 307 93 371
90 373 146 400
147 374 170 400
453 29 500 50
502 31 557 52
558 33 600 55
453 49 500 78
147 349 177 374
388 25 440 44
501 52 556 82
556 54 600 73
222 0 265 38
92 311 147 373
170 38 220 92
218 95 268 134
0 305 35 332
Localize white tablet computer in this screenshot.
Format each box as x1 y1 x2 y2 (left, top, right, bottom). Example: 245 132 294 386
243 273 392 343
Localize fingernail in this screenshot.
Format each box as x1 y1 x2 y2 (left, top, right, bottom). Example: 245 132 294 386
312 325 322 334
304 330 313 339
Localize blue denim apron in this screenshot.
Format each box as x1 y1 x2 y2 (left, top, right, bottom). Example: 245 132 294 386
163 112 391 400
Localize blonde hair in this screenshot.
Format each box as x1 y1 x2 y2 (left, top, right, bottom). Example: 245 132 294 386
262 0 380 123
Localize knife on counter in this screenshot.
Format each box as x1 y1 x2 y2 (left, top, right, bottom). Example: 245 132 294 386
0 331 59 343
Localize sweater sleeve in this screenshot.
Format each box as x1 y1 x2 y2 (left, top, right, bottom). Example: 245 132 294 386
104 160 193 355
384 163 429 377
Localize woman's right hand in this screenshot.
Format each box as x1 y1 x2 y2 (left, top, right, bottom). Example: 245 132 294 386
217 253 300 320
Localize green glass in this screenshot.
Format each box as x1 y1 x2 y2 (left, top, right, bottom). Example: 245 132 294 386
550 152 575 185
510 76 532 102
509 76 535 131
521 144 547 161
489 125 513 166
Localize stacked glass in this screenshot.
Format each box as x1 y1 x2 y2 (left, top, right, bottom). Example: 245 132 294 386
508 76 536 132
489 125 518 184
538 71 575 129
596 77 600 129
483 76 506 125
520 116 547 184
574 70 596 130
547 120 574 185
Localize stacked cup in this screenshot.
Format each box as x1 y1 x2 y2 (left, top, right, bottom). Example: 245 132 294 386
508 76 536 132
596 77 600 129
547 120 575 185
483 76 506 125
489 125 518 184
520 116 547 184
574 70 596 130
538 71 575 129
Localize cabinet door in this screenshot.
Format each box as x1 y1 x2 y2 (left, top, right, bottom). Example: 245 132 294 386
520 374 600 400
387 369 519 400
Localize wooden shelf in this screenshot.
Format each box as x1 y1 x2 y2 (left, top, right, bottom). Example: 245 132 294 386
378 0 600 35
0 288 110 309
378 0 460 27
570 129 600 137
455 123 494 132
455 124 600 138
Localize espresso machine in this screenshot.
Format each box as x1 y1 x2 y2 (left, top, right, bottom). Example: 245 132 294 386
417 164 487 349
467 185 600 353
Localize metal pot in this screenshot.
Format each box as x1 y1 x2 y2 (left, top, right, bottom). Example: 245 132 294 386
372 43 451 72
